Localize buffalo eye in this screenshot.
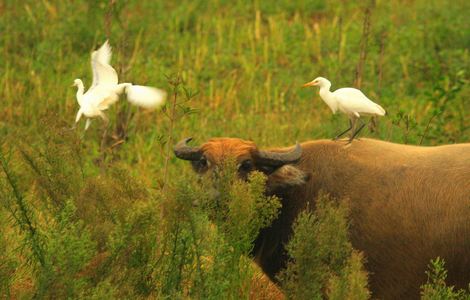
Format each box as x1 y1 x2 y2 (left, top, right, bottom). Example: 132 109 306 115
239 160 253 173
258 165 275 174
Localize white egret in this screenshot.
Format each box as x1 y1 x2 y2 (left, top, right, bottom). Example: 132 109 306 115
73 40 166 130
303 77 385 142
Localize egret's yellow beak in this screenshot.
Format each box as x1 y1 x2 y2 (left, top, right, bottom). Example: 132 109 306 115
302 81 316 88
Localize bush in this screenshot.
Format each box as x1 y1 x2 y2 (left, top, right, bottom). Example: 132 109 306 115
0 138 282 299
193 160 281 298
278 192 370 300
0 210 17 299
420 257 470 300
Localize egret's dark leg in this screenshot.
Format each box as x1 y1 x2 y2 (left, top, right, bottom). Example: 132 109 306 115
348 119 366 143
369 116 377 133
62 124 77 131
333 119 353 141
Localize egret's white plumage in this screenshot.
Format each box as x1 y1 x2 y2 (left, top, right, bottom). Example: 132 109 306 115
303 76 386 141
126 85 167 109
73 40 166 130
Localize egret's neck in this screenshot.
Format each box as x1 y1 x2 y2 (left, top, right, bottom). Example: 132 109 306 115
318 80 331 92
75 80 85 103
318 83 337 113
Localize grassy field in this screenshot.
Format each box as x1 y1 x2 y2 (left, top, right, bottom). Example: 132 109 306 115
1 0 469 298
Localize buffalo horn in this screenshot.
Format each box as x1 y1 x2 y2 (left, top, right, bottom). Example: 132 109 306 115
173 137 202 161
256 143 302 166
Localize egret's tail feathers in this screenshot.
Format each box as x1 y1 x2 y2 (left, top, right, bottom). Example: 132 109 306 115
375 104 386 116
126 85 167 109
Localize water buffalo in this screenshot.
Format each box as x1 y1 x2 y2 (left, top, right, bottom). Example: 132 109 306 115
174 137 470 299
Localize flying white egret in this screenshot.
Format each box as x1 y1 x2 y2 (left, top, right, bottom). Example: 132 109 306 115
303 77 386 142
73 40 166 130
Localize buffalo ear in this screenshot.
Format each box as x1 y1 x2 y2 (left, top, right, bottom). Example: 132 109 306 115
265 165 310 192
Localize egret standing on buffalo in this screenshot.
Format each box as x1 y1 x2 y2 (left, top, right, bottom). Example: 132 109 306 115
73 40 166 130
303 77 385 142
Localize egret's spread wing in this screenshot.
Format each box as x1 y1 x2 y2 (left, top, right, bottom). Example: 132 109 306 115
97 93 119 110
112 83 132 95
92 61 119 88
126 85 167 109
91 41 112 87
334 88 385 115
93 40 112 65
90 41 118 90
86 85 116 108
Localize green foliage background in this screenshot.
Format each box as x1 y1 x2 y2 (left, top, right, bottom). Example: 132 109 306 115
0 0 469 298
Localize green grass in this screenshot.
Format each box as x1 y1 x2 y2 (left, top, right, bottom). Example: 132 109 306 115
0 0 469 298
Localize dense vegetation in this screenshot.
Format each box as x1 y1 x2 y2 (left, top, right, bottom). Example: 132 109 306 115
1 0 469 298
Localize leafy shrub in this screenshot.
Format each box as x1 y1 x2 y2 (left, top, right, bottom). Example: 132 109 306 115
1 142 96 298
38 199 96 298
1 0 469 296
194 160 281 298
0 210 17 299
279 192 370 300
420 257 470 300
328 251 370 300
1 134 283 298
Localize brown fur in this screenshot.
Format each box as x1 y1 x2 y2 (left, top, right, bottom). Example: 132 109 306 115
201 138 257 165
184 137 470 299
291 138 470 299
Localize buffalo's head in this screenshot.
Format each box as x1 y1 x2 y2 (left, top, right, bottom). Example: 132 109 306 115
174 137 309 192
